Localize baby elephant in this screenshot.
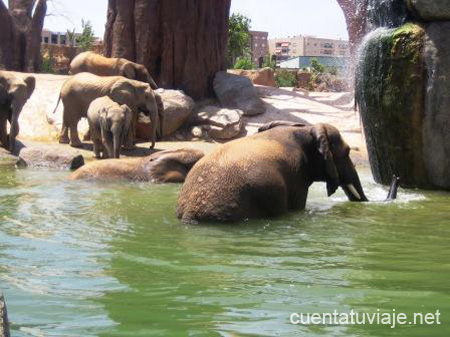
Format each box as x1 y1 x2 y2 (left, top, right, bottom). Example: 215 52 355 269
87 96 132 159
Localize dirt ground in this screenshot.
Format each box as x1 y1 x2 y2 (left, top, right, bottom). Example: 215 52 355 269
15 73 368 166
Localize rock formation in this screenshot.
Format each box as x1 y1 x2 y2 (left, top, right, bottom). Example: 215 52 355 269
356 1 450 190
213 72 266 116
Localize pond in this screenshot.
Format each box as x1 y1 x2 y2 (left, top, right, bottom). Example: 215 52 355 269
0 164 449 336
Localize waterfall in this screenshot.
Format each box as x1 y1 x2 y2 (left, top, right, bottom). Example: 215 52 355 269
365 0 411 30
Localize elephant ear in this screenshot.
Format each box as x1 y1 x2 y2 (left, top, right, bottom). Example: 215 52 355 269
23 76 36 99
311 124 339 197
121 105 133 144
122 63 136 80
110 79 136 106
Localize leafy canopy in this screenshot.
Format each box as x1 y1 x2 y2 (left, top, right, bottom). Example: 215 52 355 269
228 13 251 68
77 20 95 51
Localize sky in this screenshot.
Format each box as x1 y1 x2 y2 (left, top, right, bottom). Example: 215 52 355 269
43 0 348 40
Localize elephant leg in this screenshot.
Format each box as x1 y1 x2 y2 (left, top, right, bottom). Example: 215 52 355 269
123 112 137 150
92 140 102 159
69 123 83 148
0 118 7 148
148 110 157 149
8 112 20 153
59 121 70 144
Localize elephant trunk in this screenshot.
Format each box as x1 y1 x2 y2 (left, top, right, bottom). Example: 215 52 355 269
113 131 121 158
340 159 368 202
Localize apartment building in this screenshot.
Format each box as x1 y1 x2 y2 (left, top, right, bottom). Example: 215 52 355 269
41 29 80 47
41 29 103 48
249 30 269 66
268 35 350 61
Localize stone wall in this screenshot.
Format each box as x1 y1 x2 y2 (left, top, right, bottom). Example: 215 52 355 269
41 44 105 74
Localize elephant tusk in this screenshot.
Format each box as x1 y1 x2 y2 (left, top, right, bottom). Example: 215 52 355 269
347 184 361 200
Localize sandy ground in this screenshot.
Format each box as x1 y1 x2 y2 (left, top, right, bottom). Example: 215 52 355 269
14 73 367 165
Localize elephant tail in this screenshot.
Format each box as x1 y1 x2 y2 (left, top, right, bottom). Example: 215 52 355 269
47 93 62 125
52 93 62 114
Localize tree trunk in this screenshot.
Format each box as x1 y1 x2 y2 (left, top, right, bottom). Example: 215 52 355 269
0 0 47 72
104 0 231 100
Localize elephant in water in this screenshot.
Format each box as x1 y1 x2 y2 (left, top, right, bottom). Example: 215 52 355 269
0 71 35 153
87 96 132 159
52 72 164 149
69 52 158 89
70 148 205 183
177 121 368 223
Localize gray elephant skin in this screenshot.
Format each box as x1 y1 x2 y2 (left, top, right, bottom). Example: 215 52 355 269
53 72 164 149
177 121 368 223
70 52 158 89
87 96 132 159
70 148 205 183
0 71 35 153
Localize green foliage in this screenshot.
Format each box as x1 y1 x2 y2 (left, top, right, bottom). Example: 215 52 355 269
263 54 277 69
310 58 325 73
234 57 254 70
66 29 77 47
275 70 297 87
329 65 338 75
77 20 95 51
41 49 55 74
227 13 251 68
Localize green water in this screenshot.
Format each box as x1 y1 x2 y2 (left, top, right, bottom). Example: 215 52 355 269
0 164 449 336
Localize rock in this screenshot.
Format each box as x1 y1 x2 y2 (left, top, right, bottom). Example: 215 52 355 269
229 68 277 87
136 89 195 141
313 73 349 92
16 145 85 170
194 106 243 140
423 22 450 189
213 72 266 116
356 23 428 188
407 0 450 21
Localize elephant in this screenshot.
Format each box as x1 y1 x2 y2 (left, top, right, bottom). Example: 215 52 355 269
70 148 205 183
87 96 132 159
0 71 35 153
53 72 164 150
69 52 158 89
177 121 368 223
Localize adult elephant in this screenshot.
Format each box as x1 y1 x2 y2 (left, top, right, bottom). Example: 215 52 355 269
177 121 368 223
70 148 204 183
0 71 35 153
69 52 158 89
53 72 164 149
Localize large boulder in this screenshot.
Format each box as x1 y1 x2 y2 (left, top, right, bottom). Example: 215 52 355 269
356 23 431 188
16 145 85 170
136 89 195 141
193 106 243 140
407 0 450 21
213 72 266 116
